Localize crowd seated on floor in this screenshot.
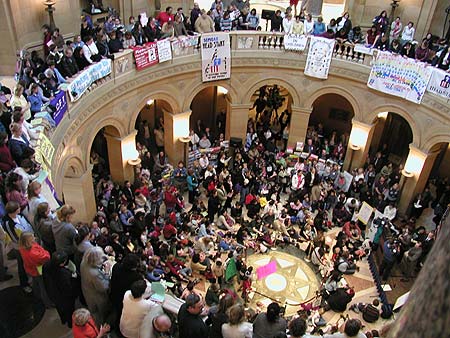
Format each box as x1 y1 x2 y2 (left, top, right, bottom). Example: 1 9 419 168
0 1 449 338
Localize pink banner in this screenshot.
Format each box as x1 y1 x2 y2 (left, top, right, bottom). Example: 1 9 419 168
256 261 277 280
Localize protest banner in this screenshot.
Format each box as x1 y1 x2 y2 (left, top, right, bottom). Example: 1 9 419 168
201 33 231 82
304 36 335 79
284 34 308 51
157 39 172 63
367 51 432 104
132 42 159 70
426 67 450 100
68 59 112 101
50 90 68 126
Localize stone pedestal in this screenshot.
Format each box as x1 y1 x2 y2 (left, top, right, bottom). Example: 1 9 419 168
62 165 97 223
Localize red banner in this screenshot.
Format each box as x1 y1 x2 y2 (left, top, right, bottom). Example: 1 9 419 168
132 42 159 70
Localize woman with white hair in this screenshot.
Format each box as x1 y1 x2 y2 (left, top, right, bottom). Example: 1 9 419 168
72 308 110 338
80 246 111 326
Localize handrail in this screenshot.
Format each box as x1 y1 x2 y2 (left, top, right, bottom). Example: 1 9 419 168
56 31 450 135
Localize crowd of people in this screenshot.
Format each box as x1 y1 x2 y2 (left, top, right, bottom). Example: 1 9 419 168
0 1 449 338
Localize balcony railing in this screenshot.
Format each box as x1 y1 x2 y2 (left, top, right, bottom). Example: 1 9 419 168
49 30 448 131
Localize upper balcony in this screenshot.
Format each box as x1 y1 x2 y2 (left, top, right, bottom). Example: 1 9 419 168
49 31 449 196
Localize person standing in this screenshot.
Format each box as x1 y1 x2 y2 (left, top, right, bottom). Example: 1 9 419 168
19 232 52 306
120 280 158 337
177 293 208 338
252 302 287 338
43 251 79 328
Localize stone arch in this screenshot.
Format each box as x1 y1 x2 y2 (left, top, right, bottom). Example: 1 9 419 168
242 78 301 107
365 104 420 147
304 85 361 121
129 90 181 133
84 119 125 170
182 81 238 111
423 134 450 152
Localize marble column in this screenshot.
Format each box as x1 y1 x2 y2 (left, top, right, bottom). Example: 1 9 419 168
164 110 191 165
287 106 312 148
398 145 441 216
301 0 323 16
343 120 376 171
226 103 251 143
104 130 137 184
62 165 97 223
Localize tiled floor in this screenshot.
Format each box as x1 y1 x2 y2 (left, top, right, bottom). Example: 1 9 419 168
2 199 432 337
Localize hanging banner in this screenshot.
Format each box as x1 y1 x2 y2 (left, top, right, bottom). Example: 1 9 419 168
201 32 231 82
426 67 450 100
284 34 308 51
157 39 172 63
304 36 335 79
354 44 373 55
132 42 159 70
367 52 432 104
50 90 68 126
68 59 112 101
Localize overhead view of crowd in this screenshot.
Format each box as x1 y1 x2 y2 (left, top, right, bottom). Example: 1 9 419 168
0 1 448 338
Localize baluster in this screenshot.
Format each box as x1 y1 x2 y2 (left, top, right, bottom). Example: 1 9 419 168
265 36 271 49
259 35 264 49
345 43 352 60
270 35 276 49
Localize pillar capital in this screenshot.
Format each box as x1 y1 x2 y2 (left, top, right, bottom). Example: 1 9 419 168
229 103 252 109
104 129 138 142
291 106 313 115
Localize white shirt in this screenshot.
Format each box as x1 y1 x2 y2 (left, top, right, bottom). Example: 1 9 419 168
402 26 415 41
82 42 99 64
282 17 293 33
304 20 314 35
199 156 209 169
120 290 158 338
222 322 253 338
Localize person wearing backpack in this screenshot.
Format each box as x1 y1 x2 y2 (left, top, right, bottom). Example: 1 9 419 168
350 298 381 323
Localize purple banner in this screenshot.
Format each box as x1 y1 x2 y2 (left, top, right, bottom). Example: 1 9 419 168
50 90 68 126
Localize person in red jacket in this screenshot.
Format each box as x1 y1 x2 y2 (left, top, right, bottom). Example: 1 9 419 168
72 308 110 338
18 232 52 306
164 186 177 213
163 221 177 240
0 132 15 172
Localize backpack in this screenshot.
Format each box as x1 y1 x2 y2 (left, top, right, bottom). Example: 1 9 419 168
381 303 393 319
363 304 380 323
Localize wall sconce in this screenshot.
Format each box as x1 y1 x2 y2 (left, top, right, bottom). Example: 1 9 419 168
348 143 361 172
403 151 425 176
173 115 190 140
146 99 154 106
349 127 368 149
43 0 56 30
127 148 141 166
377 112 388 119
217 86 228 95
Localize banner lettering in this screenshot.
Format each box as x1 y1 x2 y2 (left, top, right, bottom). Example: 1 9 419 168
284 34 308 51
367 51 432 104
201 33 231 82
68 59 112 101
157 39 172 63
427 67 450 100
132 42 159 70
50 90 68 126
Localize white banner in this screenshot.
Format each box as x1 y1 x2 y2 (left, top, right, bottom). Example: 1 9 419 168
427 67 450 100
367 52 432 104
284 34 308 51
157 39 172 63
304 36 335 79
354 44 373 55
68 59 112 101
201 33 231 82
